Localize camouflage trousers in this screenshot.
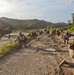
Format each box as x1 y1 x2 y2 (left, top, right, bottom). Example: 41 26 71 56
19 41 26 48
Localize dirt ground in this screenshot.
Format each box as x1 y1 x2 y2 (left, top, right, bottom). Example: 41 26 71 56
0 33 74 75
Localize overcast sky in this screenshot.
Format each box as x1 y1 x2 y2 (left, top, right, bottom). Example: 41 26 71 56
0 0 74 23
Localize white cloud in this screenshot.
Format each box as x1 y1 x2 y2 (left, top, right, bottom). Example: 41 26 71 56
0 0 19 13
67 0 73 4
0 0 18 2
14 12 43 19
0 0 74 23
0 0 73 14
44 0 73 10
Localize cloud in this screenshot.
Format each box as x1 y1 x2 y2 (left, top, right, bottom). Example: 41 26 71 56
0 0 17 2
67 0 73 4
46 17 67 23
14 12 43 19
43 0 73 10
0 0 73 13
0 0 19 13
0 0 74 23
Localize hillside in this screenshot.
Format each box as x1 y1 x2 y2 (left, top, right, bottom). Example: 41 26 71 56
0 17 67 29
0 20 12 30
67 24 74 32
54 22 68 28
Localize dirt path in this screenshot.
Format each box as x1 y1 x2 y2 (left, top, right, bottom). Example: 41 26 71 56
0 33 74 75
0 46 74 75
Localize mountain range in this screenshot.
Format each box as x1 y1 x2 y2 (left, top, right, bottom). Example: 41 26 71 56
0 17 68 29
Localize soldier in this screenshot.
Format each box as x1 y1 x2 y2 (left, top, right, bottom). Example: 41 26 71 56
8 34 11 40
39 30 43 35
56 30 60 36
46 30 50 34
52 29 56 35
16 32 27 48
59 38 74 67
68 39 74 62
32 31 37 39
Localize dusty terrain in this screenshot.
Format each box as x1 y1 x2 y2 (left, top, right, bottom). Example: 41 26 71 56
0 33 74 75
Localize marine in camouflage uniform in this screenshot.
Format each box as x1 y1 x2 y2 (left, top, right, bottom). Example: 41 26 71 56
59 39 74 67
17 32 27 48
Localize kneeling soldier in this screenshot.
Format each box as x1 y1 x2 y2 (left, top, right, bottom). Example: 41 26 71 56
16 32 27 48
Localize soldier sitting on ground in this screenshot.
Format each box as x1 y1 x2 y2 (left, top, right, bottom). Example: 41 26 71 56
46 30 50 34
28 31 32 38
8 34 11 40
32 31 37 39
59 39 74 67
52 29 56 35
15 32 27 48
39 30 43 35
61 31 69 44
56 30 60 36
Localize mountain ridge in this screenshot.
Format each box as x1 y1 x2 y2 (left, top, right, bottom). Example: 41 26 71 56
0 17 68 29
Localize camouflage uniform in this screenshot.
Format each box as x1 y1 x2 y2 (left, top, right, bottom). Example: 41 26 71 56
17 32 27 48
68 39 74 62
59 39 74 66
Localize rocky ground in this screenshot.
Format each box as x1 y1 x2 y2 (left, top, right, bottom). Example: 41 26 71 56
0 33 74 75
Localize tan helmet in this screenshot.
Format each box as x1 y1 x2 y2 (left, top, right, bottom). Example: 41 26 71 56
19 32 22 35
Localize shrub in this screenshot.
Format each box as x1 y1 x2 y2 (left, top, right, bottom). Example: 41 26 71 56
0 40 18 58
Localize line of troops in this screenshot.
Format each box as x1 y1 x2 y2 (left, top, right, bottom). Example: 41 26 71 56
15 28 74 67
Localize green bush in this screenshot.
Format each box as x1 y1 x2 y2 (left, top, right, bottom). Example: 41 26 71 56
0 40 18 58
67 24 74 32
